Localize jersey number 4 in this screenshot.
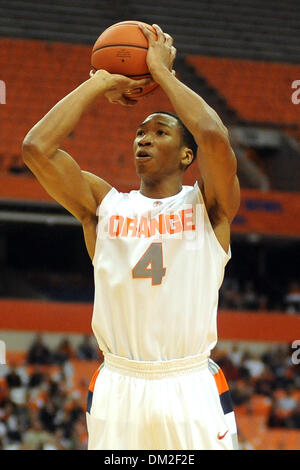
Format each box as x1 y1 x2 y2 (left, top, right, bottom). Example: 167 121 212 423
132 243 166 286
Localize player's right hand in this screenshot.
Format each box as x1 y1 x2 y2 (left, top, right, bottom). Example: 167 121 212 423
139 24 176 83
89 69 152 106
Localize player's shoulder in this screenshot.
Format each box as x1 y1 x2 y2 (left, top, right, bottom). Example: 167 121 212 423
181 181 203 200
82 171 113 206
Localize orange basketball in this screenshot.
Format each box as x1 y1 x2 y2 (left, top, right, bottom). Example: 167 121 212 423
91 20 159 98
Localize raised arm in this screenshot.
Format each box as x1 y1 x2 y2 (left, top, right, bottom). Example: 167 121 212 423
22 70 151 221
140 24 240 229
22 70 150 257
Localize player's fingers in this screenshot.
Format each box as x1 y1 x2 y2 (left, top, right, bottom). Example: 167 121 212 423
164 33 173 45
90 68 106 78
107 93 137 106
109 98 132 106
127 77 152 89
120 95 138 107
138 23 155 43
152 24 165 42
106 94 119 104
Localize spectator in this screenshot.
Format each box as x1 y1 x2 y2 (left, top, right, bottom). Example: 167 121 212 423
273 365 295 391
42 428 68 450
0 378 8 407
243 352 265 379
65 392 84 425
218 276 300 313
50 362 74 390
228 343 243 368
241 281 260 311
284 281 300 314
262 345 290 376
276 387 298 420
5 365 27 406
77 335 99 360
254 368 275 396
230 378 253 406
5 365 22 389
44 373 64 405
53 337 76 365
0 421 7 446
267 399 286 428
286 402 300 429
27 334 52 365
4 402 23 445
219 278 243 310
39 401 57 433
21 416 54 450
28 364 45 389
70 413 88 450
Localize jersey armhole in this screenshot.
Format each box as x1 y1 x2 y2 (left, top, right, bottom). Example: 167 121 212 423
92 187 119 266
194 181 231 262
97 186 118 212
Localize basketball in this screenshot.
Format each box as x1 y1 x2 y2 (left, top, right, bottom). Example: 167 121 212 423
91 20 159 98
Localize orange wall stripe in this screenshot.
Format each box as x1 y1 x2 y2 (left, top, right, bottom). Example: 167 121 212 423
1 176 300 237
0 299 93 334
0 299 299 343
218 311 300 343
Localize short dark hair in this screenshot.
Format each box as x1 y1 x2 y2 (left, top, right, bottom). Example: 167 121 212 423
152 111 198 170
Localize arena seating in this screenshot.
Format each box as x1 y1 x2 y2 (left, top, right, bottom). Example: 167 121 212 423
186 55 300 129
0 38 198 192
1 38 300 194
236 413 300 450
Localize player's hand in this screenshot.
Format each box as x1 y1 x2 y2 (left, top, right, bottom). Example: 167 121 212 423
89 69 151 106
139 23 176 82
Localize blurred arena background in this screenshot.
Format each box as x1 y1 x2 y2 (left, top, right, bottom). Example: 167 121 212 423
0 0 300 450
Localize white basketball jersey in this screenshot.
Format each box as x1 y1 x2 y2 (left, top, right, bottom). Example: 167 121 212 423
92 182 230 361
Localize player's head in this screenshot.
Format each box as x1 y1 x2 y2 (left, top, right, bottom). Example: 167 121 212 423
153 111 198 170
133 111 198 180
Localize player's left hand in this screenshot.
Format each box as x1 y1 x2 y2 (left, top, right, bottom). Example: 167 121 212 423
89 69 151 106
139 23 176 82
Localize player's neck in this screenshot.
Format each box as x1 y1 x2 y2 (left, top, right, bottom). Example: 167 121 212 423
139 178 182 199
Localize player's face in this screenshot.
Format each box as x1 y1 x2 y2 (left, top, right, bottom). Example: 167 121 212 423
133 114 186 179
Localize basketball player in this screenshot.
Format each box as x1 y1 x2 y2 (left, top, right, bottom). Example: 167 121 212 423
22 24 240 450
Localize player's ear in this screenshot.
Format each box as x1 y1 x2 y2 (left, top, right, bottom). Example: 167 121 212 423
180 148 194 170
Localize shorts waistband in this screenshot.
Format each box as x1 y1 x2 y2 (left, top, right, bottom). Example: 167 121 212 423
103 352 209 379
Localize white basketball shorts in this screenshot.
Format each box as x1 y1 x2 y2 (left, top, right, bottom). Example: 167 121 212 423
86 353 238 450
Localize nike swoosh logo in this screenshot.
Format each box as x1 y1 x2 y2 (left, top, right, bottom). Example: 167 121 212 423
217 430 229 440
